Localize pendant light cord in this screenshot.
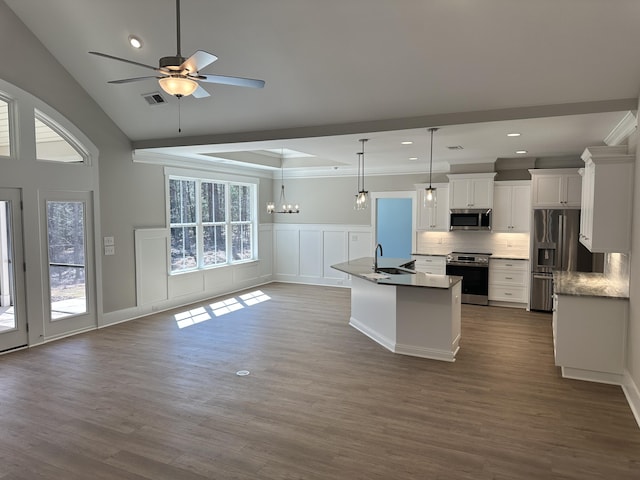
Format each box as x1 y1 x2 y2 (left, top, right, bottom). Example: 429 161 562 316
428 127 438 188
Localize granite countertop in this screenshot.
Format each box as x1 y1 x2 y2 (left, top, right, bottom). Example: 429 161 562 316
331 257 462 289
553 271 629 299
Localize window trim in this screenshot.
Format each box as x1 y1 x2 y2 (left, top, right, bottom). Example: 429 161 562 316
0 93 15 160
167 173 258 274
34 109 90 165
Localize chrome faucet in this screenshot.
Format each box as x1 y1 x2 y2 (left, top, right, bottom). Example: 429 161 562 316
374 243 383 271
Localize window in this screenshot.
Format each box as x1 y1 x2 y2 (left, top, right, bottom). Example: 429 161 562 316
46 201 88 319
35 110 85 163
0 98 9 157
169 177 257 273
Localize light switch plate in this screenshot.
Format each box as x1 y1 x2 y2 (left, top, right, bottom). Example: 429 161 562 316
104 245 115 256
104 236 114 246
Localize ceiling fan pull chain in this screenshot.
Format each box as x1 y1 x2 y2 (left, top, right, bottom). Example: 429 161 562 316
178 95 182 133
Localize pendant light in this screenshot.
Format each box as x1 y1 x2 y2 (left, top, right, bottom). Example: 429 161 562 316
425 127 439 206
267 149 299 214
354 138 369 210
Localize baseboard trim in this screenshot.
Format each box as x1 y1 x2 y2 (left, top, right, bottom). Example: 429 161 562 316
560 366 624 385
395 343 458 362
623 370 640 429
349 317 395 353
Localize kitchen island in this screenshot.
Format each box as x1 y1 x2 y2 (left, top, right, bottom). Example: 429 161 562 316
331 257 463 362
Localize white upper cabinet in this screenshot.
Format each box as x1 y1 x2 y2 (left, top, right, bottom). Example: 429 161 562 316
492 181 531 233
579 146 634 253
530 169 582 208
447 173 496 209
529 168 582 208
416 183 449 231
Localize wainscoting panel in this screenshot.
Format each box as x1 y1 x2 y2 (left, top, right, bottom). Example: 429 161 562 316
300 230 324 279
274 228 300 278
323 231 348 281
258 224 273 280
134 228 169 306
272 224 372 286
349 230 373 260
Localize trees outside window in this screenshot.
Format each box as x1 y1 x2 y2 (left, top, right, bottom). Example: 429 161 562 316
169 177 256 272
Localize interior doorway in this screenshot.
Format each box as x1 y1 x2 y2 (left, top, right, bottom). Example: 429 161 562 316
371 191 416 259
0 188 28 352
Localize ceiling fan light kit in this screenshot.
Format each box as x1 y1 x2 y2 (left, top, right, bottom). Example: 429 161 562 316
159 76 198 97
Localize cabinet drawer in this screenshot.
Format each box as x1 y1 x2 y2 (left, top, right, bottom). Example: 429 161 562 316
489 269 527 286
416 266 446 275
490 259 528 271
412 255 446 267
488 285 527 303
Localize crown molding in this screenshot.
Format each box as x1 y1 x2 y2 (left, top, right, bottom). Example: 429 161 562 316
604 111 637 146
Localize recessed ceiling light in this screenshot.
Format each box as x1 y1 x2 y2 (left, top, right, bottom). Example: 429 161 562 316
128 35 143 49
507 132 521 137
401 141 413 145
516 150 528 154
409 157 418 161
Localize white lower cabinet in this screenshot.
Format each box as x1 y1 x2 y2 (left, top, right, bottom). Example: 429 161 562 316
488 259 529 307
412 255 446 275
553 294 628 384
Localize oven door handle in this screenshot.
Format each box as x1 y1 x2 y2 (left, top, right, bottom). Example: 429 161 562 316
447 262 488 268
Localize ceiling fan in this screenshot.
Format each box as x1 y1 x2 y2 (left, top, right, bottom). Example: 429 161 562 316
89 0 265 99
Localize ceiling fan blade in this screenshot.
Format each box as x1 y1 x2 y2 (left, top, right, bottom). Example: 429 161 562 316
198 74 265 89
89 51 164 73
191 84 211 98
180 50 218 73
108 76 161 84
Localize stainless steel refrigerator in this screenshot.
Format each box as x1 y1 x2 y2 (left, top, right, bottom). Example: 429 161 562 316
530 209 596 311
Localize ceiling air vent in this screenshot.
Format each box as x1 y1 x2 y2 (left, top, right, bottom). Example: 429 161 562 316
142 92 167 106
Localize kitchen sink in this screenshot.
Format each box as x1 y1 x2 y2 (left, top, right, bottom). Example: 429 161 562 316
376 267 416 275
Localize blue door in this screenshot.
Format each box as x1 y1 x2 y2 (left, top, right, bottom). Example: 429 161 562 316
376 198 412 258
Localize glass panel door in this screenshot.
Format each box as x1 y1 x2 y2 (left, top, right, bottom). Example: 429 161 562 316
0 188 27 352
42 191 96 338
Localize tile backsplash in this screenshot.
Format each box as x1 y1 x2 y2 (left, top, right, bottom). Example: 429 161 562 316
416 231 530 258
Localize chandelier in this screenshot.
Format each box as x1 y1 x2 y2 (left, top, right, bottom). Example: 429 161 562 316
267 149 299 214
355 138 369 210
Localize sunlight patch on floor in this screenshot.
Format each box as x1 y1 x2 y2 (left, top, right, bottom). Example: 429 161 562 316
174 290 271 329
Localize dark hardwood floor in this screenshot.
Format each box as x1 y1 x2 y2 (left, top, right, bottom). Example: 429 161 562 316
1 283 639 479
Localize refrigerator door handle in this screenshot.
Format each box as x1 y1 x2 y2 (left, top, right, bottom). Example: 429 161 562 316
533 273 553 279
558 214 564 270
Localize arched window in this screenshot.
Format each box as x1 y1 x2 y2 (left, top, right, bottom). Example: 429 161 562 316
34 109 86 163
0 97 10 158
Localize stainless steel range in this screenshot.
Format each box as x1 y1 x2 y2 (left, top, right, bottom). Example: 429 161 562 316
445 252 491 305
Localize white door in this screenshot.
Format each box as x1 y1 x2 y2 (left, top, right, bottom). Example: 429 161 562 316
0 188 28 352
42 191 97 338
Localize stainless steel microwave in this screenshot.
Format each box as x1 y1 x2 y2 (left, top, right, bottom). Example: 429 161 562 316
449 209 492 231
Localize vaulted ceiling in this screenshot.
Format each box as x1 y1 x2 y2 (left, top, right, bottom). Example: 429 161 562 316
5 0 640 174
